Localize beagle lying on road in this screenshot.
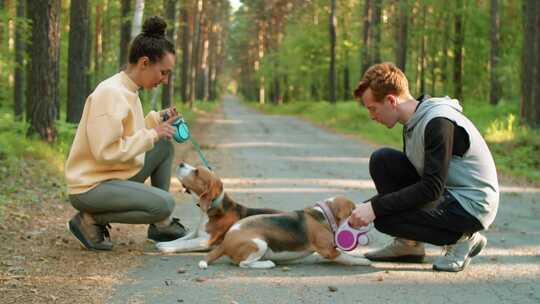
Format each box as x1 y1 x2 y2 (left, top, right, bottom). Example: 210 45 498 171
199 196 372 269
156 163 281 253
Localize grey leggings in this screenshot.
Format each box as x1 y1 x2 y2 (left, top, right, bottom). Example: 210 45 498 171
69 139 176 225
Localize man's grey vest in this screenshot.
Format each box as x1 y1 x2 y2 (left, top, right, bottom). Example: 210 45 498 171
404 97 499 228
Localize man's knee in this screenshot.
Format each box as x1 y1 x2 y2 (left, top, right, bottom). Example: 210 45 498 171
369 148 398 175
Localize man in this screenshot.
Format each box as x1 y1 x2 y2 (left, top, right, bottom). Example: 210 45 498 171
349 62 499 272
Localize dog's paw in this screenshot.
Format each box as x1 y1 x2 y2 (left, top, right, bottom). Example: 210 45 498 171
199 260 208 269
155 243 177 254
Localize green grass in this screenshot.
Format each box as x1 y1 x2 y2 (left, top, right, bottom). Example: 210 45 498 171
250 100 540 183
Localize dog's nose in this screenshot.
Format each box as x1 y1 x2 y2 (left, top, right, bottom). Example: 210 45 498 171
179 162 185 168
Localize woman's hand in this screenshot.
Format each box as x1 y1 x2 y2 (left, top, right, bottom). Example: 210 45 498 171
349 201 376 228
159 106 179 122
154 114 178 140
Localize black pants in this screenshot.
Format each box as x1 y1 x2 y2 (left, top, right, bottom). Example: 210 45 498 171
370 148 483 246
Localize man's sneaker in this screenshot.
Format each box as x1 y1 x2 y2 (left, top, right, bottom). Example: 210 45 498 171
68 213 113 251
365 238 425 262
147 217 188 242
433 232 487 272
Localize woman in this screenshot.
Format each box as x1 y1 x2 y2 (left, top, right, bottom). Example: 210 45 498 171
65 16 187 251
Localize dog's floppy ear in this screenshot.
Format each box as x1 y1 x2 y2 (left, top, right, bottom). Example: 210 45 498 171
329 196 356 223
199 177 224 212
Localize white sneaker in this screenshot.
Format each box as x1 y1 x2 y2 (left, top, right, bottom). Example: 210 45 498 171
433 232 487 272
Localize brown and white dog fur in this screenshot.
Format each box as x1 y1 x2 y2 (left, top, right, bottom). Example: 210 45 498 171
198 196 372 269
156 163 281 253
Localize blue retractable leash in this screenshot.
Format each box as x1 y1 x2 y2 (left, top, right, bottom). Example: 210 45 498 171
167 115 211 170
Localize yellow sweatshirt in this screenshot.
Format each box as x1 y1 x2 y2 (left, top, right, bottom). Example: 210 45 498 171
65 71 160 194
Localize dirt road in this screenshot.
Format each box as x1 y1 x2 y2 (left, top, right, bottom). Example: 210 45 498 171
109 96 540 304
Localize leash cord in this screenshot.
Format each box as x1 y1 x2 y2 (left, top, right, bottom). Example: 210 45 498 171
189 137 211 170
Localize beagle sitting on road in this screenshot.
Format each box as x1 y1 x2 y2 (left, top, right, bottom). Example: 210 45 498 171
198 196 372 269
156 163 281 253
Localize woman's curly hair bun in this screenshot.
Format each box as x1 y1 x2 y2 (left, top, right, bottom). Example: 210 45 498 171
142 16 167 38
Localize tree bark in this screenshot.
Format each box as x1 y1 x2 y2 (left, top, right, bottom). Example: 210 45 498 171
395 0 408 73
453 0 464 101
419 4 426 95
162 0 177 108
534 2 540 128
14 0 25 120
119 0 131 69
522 0 539 127
131 0 145 39
361 0 372 75
27 0 61 142
489 0 501 105
328 0 337 103
180 5 191 103
372 0 382 64
94 2 102 83
67 0 90 123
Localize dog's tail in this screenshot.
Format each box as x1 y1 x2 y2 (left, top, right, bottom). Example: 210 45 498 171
199 244 225 269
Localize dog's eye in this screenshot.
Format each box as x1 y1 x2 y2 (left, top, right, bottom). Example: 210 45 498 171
194 169 199 176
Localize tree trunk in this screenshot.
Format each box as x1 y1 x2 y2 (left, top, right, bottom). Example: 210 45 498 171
119 0 131 69
361 0 372 74
489 0 501 105
131 0 145 39
328 0 337 103
180 5 191 103
257 20 266 105
534 3 540 128
27 0 61 142
189 0 203 108
372 0 382 64
441 12 449 93
395 0 408 73
522 0 539 127
94 2 102 83
419 4 426 95
161 0 176 109
14 0 25 121
67 0 90 123
453 0 464 101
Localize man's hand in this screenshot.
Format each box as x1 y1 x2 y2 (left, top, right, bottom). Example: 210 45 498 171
154 114 178 140
160 106 179 122
349 201 376 228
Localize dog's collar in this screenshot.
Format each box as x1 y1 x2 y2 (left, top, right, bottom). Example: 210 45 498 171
315 199 338 233
209 191 225 209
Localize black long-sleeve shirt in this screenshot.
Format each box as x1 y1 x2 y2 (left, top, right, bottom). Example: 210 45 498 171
371 101 470 217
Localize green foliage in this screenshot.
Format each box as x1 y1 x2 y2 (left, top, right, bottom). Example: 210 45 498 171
0 110 74 167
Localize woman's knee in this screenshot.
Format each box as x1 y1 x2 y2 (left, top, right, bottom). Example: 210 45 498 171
157 139 174 158
152 193 176 220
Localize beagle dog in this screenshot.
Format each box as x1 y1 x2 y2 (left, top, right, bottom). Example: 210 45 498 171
198 196 372 269
156 163 281 253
